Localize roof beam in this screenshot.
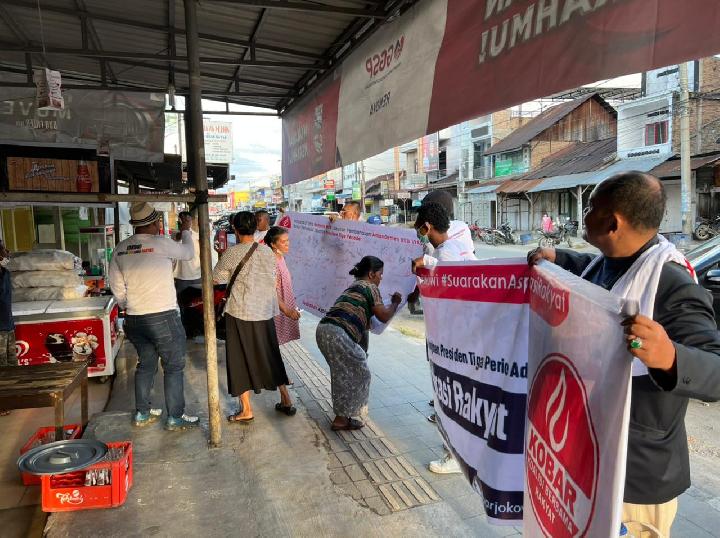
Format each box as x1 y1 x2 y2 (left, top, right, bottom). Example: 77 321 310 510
225 8 268 94
0 45 324 69
73 0 118 84
0 80 286 98
1 0 323 60
206 0 384 18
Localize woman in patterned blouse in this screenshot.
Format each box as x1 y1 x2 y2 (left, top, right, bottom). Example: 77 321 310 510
316 256 402 431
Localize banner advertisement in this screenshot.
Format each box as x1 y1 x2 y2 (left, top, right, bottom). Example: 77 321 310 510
282 0 720 185
422 133 440 172
279 212 422 331
0 89 165 162
203 120 233 163
417 260 631 534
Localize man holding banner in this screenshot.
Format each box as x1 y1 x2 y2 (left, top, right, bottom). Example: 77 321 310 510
529 171 720 536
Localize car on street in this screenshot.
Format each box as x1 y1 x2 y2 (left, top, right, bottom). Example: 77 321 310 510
686 235 720 325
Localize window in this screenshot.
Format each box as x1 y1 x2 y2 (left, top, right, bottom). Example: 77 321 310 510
559 192 571 218
473 139 491 179
645 121 669 145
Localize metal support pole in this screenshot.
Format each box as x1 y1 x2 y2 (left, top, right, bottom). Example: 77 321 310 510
576 185 584 236
679 62 693 235
183 0 222 447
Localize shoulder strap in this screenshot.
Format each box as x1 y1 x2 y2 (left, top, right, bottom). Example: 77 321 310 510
224 242 258 299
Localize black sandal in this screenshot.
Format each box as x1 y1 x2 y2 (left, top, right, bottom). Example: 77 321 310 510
227 411 254 423
275 403 297 416
331 417 364 431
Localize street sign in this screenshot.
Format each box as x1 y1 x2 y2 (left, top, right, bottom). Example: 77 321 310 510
397 191 411 199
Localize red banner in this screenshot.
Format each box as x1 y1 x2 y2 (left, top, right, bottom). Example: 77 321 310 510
282 0 720 185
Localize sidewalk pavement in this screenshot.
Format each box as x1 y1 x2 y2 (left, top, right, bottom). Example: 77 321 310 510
44 316 720 537
45 319 519 537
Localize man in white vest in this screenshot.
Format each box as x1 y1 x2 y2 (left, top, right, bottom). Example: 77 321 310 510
529 171 720 536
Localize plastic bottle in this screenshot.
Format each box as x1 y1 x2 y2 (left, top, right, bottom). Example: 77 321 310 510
76 160 92 192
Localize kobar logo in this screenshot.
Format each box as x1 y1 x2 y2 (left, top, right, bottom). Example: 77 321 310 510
526 354 598 537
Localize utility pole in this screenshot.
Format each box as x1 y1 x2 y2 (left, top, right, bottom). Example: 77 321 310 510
360 161 366 212
183 0 222 447
679 62 693 235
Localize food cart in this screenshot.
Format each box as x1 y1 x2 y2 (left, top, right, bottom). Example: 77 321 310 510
12 296 121 380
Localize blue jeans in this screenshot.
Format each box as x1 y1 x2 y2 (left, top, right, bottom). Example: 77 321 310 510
124 310 187 418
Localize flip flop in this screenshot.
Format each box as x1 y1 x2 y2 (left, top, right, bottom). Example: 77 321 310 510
331 418 364 431
227 412 254 423
275 403 297 416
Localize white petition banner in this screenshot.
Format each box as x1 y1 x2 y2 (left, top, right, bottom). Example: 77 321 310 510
418 260 632 534
280 212 422 330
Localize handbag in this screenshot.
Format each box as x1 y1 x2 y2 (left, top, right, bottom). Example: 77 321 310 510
216 243 258 338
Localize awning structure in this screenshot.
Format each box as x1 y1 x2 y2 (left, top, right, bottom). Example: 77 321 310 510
467 181 504 195
496 179 545 194
649 154 720 178
528 156 670 193
0 0 416 111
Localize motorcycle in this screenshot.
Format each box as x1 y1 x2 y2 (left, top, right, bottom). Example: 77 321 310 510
694 216 720 241
485 222 517 245
537 219 577 248
469 221 492 242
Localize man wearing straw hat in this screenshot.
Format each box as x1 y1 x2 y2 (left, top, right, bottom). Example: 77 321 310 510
109 202 199 432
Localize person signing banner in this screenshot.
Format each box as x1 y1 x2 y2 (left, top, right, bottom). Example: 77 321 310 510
528 171 720 536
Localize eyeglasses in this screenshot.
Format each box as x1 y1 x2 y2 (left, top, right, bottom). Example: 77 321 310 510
582 205 593 219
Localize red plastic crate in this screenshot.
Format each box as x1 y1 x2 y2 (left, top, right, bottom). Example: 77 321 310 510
41 441 133 512
19 425 83 486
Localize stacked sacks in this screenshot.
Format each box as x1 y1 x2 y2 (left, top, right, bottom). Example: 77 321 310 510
9 250 87 302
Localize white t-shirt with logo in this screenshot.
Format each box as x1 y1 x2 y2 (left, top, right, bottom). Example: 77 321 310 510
109 231 194 315
173 229 201 281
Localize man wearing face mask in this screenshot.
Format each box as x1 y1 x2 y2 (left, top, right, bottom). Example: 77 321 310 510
412 202 476 475
108 202 199 432
0 240 16 416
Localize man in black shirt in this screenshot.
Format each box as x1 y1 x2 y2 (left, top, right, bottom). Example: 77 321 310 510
528 171 720 535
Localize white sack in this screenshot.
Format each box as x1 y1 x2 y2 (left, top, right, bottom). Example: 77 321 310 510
12 270 83 289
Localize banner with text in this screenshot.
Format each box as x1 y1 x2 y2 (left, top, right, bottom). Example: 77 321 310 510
418 260 631 533
280 212 422 331
283 0 720 185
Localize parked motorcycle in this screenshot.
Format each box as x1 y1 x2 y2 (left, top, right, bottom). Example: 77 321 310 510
469 221 492 242
694 216 720 241
485 222 517 245
537 219 576 248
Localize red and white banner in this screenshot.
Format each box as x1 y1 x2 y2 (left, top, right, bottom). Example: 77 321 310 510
418 259 632 534
283 0 720 185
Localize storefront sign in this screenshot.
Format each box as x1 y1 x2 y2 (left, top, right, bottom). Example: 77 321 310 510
7 157 99 192
283 0 720 185
0 89 165 162
203 120 233 163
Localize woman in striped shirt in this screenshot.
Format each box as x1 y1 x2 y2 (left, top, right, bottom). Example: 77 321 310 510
316 256 402 431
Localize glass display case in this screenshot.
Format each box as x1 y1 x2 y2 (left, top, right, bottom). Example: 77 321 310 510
78 226 114 294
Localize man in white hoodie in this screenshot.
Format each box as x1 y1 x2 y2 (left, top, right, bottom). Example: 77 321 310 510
109 202 199 432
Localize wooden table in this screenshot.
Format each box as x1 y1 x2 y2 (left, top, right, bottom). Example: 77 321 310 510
0 362 88 440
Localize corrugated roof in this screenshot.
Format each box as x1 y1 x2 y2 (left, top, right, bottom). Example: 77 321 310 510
517 138 617 180
528 156 670 193
649 154 720 178
0 0 413 111
467 181 504 194
485 94 615 155
496 178 545 193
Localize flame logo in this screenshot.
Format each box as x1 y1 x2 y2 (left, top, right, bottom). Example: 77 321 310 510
15 340 29 357
545 368 569 453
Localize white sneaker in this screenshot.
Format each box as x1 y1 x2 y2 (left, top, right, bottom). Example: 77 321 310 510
181 414 199 423
429 453 462 474
150 408 163 416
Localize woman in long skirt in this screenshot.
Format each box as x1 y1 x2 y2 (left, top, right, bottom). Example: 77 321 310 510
212 211 295 423
316 256 402 431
